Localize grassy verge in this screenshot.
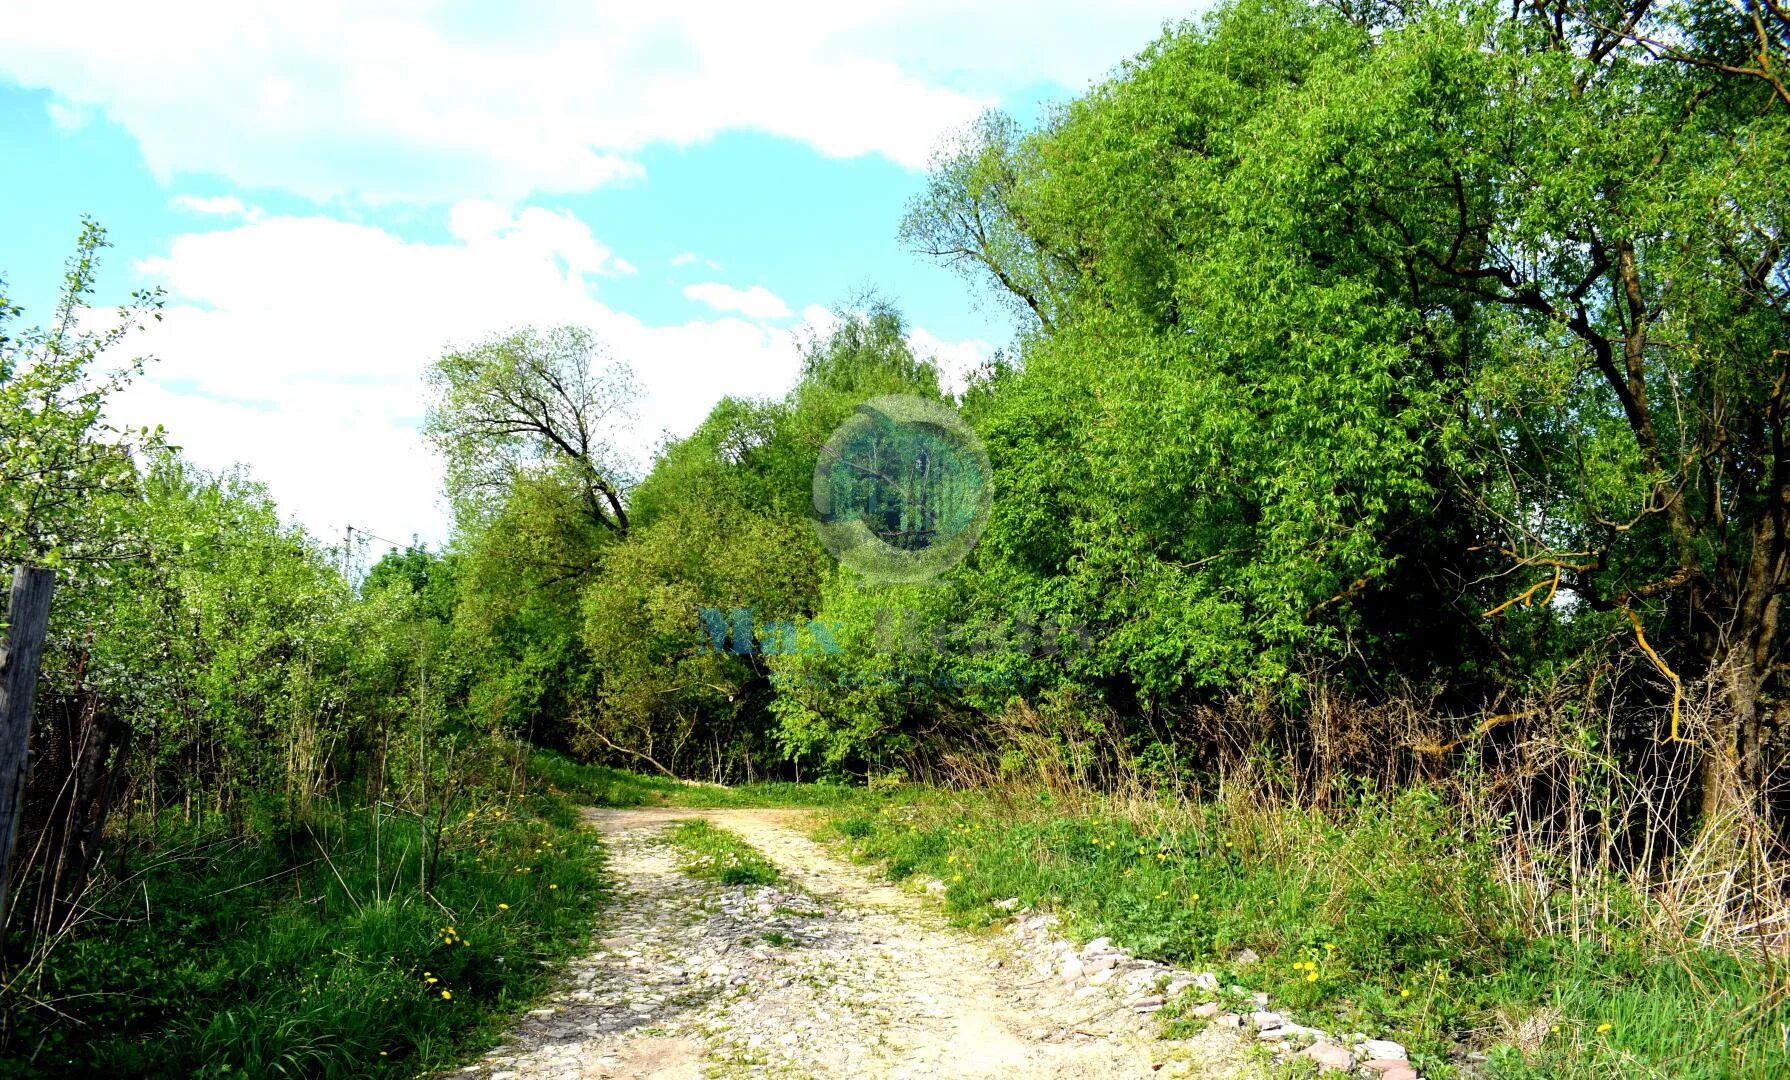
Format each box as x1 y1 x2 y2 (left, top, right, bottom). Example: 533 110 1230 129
526 750 859 809
4 791 607 1079
663 819 781 886
818 785 1788 1080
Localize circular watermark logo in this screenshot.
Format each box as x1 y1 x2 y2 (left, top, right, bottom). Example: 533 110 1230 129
811 394 991 585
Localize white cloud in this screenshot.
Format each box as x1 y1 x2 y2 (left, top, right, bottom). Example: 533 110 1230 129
0 2 1187 204
45 99 88 131
170 193 261 220
797 304 841 340
908 326 993 397
109 208 813 545
446 200 634 277
670 252 726 271
683 282 792 321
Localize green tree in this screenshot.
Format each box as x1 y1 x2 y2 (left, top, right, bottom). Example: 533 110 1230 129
900 0 1790 816
577 304 950 776
0 218 162 568
425 325 638 537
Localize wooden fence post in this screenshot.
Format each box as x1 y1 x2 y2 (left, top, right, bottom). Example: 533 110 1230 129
0 565 55 919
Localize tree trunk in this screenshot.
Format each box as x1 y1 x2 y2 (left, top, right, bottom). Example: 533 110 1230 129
0 565 56 923
23 691 131 936
1701 632 1773 827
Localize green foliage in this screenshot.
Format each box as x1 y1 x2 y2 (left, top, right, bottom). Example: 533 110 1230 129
1 228 573 1076
424 325 637 536
5 792 607 1079
0 218 163 568
573 302 947 775
38 453 454 818
898 110 1074 333
665 819 780 886
886 0 1790 788
448 472 598 740
764 576 983 770
526 750 855 809
578 448 822 772
363 544 458 623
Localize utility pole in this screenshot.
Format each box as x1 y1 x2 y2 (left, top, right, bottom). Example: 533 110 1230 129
0 565 55 923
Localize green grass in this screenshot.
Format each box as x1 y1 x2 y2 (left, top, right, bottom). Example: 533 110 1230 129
663 819 781 886
526 749 858 810
3 792 608 1079
817 785 1790 1080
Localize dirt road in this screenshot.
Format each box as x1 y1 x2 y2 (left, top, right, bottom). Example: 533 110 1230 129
452 807 1251 1079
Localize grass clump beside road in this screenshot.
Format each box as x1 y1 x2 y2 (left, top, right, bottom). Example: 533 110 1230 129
666 819 781 886
7 792 607 1080
527 750 856 810
821 784 1788 1080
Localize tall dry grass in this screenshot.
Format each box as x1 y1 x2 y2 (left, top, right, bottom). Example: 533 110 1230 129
930 668 1789 973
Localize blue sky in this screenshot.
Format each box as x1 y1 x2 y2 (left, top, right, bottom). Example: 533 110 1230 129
1 2 1198 550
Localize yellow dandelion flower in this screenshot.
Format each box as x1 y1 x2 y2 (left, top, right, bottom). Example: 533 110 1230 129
550 883 559 890
426 977 438 984
1400 988 1411 998
1306 971 1318 982
441 990 452 1000
1597 1023 1612 1034
1550 1025 1560 1033
497 903 509 911
1190 893 1200 902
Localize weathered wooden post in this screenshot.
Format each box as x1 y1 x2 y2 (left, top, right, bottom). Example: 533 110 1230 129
0 565 55 920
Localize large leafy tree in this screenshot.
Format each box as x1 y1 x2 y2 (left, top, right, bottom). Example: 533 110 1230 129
425 325 638 537
422 326 640 743
1238 0 1790 811
905 3 1450 713
902 0 1790 815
